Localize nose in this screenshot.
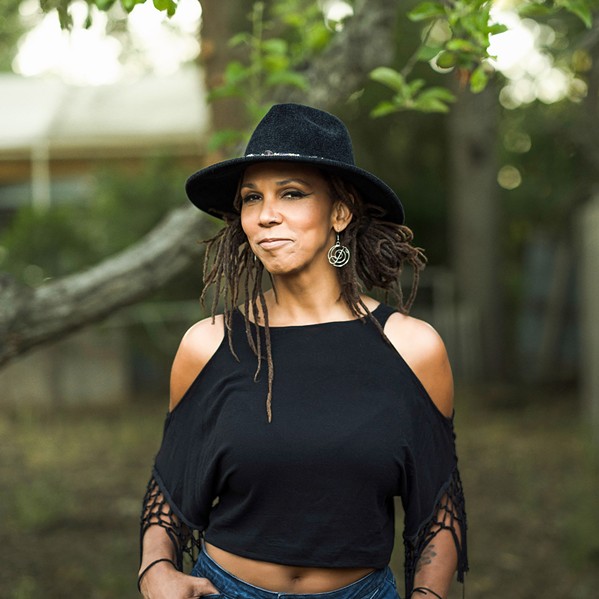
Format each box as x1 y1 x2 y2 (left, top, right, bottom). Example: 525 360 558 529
258 196 282 226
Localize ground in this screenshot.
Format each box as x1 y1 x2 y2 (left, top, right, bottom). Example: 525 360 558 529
0 385 598 598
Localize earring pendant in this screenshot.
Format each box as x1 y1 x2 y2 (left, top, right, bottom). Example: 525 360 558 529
328 233 350 268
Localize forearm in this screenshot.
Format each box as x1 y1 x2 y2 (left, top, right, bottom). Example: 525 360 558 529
411 529 457 599
140 525 178 572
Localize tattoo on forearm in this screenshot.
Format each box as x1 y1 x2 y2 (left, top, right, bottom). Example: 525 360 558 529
415 544 438 573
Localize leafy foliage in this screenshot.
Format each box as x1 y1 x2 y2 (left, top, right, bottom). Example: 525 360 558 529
35 0 597 118
368 0 508 116
205 1 331 153
0 0 25 71
369 0 596 117
370 67 456 114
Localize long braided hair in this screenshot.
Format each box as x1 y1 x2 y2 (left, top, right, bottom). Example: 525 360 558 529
200 170 426 422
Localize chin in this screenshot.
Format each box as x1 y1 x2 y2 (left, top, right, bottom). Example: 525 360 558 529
261 259 302 276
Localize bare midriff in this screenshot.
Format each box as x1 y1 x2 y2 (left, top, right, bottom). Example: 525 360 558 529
204 543 375 593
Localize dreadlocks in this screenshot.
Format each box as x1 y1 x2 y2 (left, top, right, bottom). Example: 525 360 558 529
200 172 426 422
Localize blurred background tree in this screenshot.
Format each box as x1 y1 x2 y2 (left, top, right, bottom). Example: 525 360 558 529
0 0 24 70
1 0 596 382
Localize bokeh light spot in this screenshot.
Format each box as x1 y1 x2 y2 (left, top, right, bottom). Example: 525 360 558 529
497 165 522 190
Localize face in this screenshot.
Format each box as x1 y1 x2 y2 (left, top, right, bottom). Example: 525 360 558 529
239 162 350 277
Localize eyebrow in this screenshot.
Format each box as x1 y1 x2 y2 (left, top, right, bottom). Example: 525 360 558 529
240 178 313 189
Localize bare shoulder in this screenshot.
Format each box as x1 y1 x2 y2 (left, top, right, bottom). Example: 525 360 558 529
169 314 225 411
384 312 454 418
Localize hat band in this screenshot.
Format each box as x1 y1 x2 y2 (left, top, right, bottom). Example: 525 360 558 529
245 152 328 160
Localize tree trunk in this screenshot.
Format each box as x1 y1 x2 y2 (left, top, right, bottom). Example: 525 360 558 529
0 0 398 367
447 83 504 381
281 0 398 108
577 195 599 448
199 0 249 139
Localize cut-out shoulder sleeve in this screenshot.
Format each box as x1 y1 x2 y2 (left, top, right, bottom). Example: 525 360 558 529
170 315 225 411
383 311 454 419
372 303 468 592
140 318 226 567
140 401 214 570
140 472 202 570
401 416 468 595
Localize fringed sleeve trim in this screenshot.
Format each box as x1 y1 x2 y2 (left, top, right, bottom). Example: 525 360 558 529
139 472 203 571
403 466 468 596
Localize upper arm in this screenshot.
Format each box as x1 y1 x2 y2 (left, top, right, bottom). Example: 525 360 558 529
169 314 225 411
384 313 454 418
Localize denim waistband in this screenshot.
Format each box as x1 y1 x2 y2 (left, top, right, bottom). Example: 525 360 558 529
193 548 391 599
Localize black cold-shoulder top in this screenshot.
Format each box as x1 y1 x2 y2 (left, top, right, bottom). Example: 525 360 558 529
140 303 468 595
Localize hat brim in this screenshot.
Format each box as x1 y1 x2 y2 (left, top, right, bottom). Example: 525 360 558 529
185 155 405 225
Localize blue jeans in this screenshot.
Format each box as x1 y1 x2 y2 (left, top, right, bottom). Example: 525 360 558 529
191 548 401 599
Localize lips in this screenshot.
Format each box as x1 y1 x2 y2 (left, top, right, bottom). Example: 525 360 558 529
258 238 291 250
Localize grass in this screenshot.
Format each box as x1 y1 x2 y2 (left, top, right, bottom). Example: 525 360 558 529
1 386 598 598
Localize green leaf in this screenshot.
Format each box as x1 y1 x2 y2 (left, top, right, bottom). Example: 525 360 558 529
229 32 252 48
446 38 478 53
487 23 508 36
207 129 246 153
280 13 304 28
153 0 177 16
95 0 117 11
408 79 426 94
436 51 457 68
206 86 238 102
369 67 407 93
261 38 288 55
417 45 444 62
413 96 451 112
407 1 446 22
265 71 308 90
517 4 554 18
121 0 146 13
470 65 489 93
414 87 455 112
304 25 331 52
224 61 249 84
420 86 456 102
559 0 594 28
370 101 402 118
263 54 290 73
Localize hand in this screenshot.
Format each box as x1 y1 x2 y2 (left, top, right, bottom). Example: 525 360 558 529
139 561 220 599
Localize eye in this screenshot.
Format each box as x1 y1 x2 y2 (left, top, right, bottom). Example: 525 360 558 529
282 189 308 199
241 193 262 204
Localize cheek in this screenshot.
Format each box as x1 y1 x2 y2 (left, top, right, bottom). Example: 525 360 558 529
240 210 255 239
297 203 334 233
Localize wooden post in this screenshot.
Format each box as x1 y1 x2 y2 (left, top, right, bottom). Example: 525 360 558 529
577 194 599 447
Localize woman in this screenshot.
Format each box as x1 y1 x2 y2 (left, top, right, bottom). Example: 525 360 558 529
138 103 468 599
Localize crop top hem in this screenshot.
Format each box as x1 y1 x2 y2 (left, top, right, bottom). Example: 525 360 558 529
201 536 388 570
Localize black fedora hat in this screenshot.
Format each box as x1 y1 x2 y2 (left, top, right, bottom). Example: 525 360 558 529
185 103 405 224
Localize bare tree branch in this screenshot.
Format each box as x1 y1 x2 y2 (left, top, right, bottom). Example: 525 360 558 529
0 205 212 366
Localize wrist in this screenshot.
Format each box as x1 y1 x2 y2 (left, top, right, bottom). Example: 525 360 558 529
137 557 177 593
411 587 444 599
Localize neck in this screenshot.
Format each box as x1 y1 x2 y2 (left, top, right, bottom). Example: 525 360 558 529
261 270 352 326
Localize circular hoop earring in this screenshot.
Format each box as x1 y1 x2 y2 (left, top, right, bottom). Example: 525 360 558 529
328 232 350 268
